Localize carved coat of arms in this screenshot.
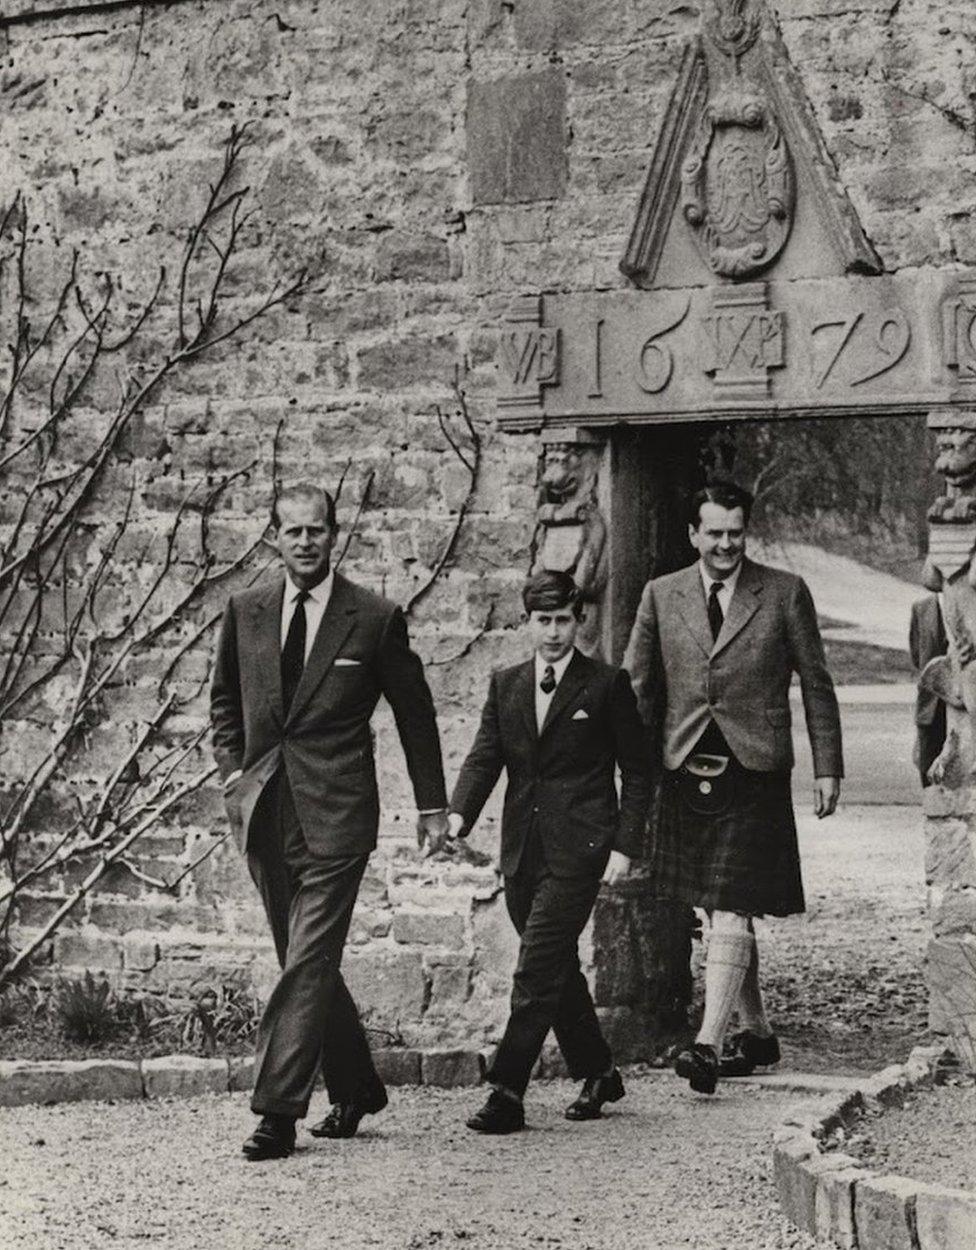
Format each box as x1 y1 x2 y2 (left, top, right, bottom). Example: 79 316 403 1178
681 86 794 279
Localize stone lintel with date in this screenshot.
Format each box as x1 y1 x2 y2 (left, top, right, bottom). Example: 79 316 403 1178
495 271 976 433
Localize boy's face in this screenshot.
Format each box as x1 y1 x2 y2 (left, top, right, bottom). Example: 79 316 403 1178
527 606 579 664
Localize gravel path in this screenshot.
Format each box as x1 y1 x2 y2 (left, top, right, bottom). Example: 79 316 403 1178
0 1078 820 1250
0 803 928 1249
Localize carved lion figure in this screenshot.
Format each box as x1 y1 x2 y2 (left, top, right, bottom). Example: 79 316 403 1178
531 441 608 656
930 426 976 521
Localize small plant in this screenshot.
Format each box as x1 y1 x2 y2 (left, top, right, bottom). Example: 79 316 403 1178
53 971 120 1045
179 977 261 1056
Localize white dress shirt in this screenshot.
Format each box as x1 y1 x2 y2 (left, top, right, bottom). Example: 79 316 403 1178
698 560 742 626
534 649 574 732
281 568 334 663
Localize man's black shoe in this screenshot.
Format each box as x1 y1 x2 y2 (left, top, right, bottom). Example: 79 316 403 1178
674 1042 719 1094
719 1030 781 1077
564 1068 626 1121
309 1083 388 1139
465 1088 525 1134
242 1114 296 1161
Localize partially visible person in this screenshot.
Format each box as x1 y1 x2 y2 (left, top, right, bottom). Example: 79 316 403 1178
445 571 652 1133
909 593 948 787
210 482 449 1161
624 482 843 1095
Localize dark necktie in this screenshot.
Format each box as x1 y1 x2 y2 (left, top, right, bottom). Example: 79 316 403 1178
281 590 310 712
707 580 724 642
539 664 556 695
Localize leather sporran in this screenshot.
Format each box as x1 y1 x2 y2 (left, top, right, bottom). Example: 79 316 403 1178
676 753 735 817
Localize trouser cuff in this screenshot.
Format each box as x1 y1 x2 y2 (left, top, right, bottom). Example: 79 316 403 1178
250 1096 306 1119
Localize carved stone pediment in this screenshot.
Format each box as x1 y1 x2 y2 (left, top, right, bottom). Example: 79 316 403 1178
621 0 881 289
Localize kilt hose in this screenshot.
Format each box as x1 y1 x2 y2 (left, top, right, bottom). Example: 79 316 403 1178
650 760 805 918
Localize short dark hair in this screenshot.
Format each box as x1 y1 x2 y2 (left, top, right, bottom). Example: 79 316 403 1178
271 482 337 530
522 570 583 618
689 481 754 529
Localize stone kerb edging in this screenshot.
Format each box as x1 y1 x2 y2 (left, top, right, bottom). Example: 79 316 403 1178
0 1047 486 1108
774 1045 976 1250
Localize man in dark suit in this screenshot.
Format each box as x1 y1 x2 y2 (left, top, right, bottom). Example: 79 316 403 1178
909 594 948 786
446 571 652 1133
211 482 449 1160
624 482 842 1094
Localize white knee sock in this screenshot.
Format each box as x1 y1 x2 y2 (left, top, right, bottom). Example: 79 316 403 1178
695 930 754 1051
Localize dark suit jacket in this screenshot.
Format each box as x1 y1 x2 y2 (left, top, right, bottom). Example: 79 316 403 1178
623 558 843 778
449 650 653 878
909 595 948 727
210 571 446 856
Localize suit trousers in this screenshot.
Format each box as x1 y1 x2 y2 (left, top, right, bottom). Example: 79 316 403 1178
488 831 612 1097
247 771 379 1119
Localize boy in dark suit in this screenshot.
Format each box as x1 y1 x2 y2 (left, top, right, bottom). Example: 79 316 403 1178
446 571 652 1133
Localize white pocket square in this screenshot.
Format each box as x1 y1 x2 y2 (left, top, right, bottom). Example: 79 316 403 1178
334 657 362 667
571 708 590 720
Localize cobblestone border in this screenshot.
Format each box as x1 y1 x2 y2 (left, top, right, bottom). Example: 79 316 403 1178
774 1045 976 1250
0 1046 487 1107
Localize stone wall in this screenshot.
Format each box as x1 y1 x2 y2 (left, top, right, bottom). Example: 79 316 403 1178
1 0 974 1047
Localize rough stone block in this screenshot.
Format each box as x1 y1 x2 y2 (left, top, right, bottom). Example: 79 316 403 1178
344 950 427 1024
773 1134 819 1234
426 961 472 1013
420 1048 484 1088
815 1165 870 1250
860 1065 908 1109
228 1056 255 1092
52 931 123 972
372 1048 422 1087
915 1183 976 1250
931 886 976 936
392 911 466 948
142 1056 229 1099
925 818 976 887
467 69 567 205
0 1059 143 1107
854 1175 918 1250
926 936 976 1063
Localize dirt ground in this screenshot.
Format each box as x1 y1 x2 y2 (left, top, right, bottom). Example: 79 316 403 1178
759 804 929 1074
843 1078 976 1192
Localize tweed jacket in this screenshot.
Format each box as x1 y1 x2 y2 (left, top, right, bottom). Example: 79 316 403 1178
449 649 653 878
623 557 843 779
210 571 446 856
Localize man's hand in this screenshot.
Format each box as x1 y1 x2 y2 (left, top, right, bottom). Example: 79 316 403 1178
601 850 632 886
417 809 451 857
814 777 840 818
447 812 465 840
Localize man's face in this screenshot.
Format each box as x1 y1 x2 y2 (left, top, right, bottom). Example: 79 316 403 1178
689 502 747 580
274 497 336 589
527 606 579 664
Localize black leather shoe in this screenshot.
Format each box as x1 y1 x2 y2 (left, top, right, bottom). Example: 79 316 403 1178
242 1115 296 1161
308 1083 388 1139
465 1088 525 1134
565 1068 625 1121
719 1030 781 1077
674 1042 719 1094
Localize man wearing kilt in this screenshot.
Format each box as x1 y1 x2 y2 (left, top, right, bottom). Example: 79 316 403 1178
623 482 842 1094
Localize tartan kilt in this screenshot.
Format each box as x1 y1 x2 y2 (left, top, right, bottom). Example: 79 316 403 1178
648 763 805 917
